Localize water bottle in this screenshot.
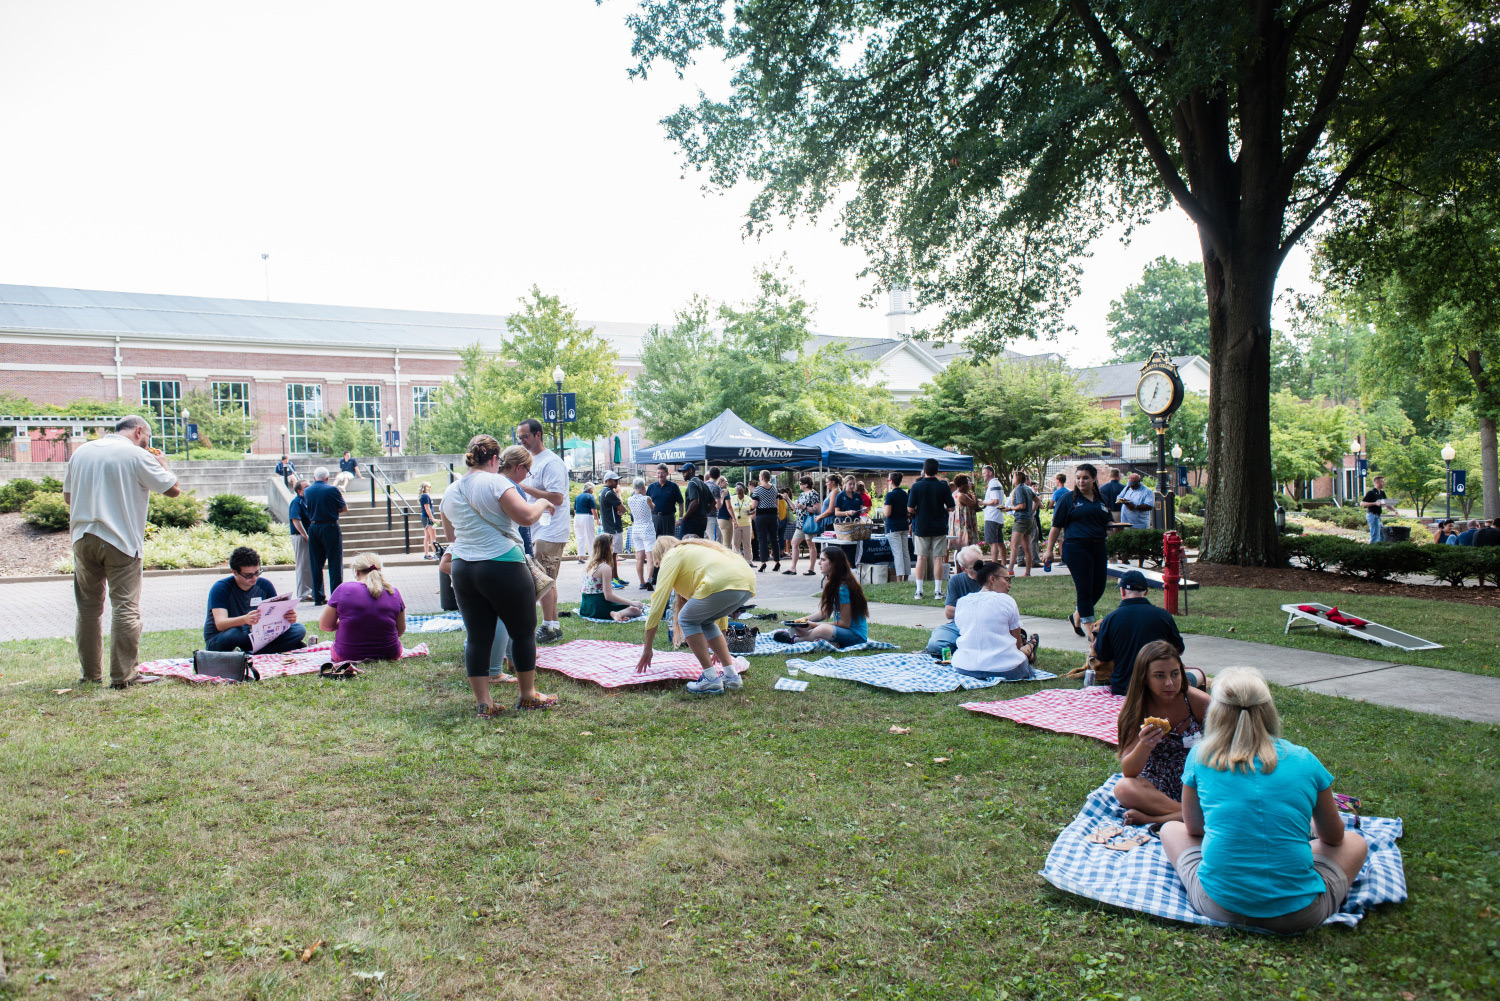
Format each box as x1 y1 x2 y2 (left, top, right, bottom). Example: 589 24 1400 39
1083 666 1095 688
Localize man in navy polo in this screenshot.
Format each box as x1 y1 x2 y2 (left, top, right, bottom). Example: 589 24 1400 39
1091 569 1185 695
303 466 347 605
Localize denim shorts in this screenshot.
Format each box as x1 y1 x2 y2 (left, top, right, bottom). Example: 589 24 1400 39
828 625 865 648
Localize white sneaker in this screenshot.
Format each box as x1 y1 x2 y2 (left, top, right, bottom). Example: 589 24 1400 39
685 672 725 695
720 669 743 690
914 590 924 600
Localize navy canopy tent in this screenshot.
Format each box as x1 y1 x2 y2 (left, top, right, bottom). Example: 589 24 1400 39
790 421 974 472
633 409 822 468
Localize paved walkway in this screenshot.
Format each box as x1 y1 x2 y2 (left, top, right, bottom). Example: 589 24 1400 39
4 559 1498 725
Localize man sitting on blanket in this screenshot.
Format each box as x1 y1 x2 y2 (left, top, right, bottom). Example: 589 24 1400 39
204 546 307 654
1091 570 1191 695
925 545 985 658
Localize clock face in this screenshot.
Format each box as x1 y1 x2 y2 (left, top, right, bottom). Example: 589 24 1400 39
1137 370 1176 415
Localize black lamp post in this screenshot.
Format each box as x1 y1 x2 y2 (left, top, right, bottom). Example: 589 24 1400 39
386 416 394 457
181 408 191 462
552 365 565 454
1442 442 1456 521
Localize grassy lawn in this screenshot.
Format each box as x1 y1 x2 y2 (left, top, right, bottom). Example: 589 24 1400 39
865 577 1500 680
2 614 1497 1000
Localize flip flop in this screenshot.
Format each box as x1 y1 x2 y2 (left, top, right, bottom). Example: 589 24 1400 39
1105 832 1154 852
1085 825 1122 844
1068 612 1085 637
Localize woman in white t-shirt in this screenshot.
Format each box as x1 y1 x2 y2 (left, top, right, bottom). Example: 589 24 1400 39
950 562 1039 680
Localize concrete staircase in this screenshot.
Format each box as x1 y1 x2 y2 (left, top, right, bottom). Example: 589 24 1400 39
337 493 431 557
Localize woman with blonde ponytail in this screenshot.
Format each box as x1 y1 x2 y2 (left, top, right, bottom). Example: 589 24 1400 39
318 551 407 663
1160 667 1368 932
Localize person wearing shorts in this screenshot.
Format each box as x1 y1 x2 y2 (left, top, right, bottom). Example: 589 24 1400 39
516 418 569 645
1006 469 1038 576
980 464 1009 562
635 537 755 696
419 482 437 560
882 472 910 581
1161 667 1367 933
907 459 955 600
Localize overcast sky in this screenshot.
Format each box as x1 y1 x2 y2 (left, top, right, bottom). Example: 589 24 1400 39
0 0 1316 365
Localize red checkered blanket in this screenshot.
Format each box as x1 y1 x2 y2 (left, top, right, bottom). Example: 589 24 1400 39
137 641 430 684
961 687 1125 744
534 639 747 689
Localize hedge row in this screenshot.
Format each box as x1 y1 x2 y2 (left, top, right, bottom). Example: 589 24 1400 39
1282 535 1500 586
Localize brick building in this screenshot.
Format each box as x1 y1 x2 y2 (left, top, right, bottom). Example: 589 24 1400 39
0 284 650 455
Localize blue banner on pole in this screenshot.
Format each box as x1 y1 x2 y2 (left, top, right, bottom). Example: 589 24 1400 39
385 429 399 447
1176 465 1189 489
561 392 577 422
185 423 199 442
542 393 559 423
1452 469 1467 495
1356 457 1369 477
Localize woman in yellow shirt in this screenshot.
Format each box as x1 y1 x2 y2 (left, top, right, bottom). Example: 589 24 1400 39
635 537 756 695
730 484 754 562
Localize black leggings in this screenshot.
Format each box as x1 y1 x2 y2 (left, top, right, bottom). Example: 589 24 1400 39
753 513 780 562
1063 538 1108 622
451 558 537 678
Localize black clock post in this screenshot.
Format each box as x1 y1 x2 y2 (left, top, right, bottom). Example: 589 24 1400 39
1134 351 1185 531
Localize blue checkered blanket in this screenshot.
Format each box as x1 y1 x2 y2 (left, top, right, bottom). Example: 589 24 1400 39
1042 776 1406 930
786 653 1056 693
409 612 465 633
747 634 898 656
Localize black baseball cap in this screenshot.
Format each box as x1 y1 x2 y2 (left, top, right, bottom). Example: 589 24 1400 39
1120 570 1149 591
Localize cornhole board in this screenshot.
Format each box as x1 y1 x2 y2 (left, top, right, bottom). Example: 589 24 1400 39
1105 563 1199 590
1281 602 1442 652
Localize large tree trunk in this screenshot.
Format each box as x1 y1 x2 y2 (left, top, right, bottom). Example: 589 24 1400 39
1481 413 1498 520
1199 239 1280 565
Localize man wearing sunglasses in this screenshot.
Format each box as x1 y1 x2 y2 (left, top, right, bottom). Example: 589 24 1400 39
204 546 307 653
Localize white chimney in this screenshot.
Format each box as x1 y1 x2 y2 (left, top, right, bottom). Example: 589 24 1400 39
886 283 915 338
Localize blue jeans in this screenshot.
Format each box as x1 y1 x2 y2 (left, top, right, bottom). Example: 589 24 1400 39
925 620 959 658
1367 513 1383 544
829 625 865 648
205 623 307 654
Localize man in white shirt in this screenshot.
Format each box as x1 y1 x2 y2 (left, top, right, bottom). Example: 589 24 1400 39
1118 472 1155 530
980 464 1009 561
63 415 180 688
516 418 570 644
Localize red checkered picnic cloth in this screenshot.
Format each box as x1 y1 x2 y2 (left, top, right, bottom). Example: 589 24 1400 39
534 639 745 689
961 687 1125 744
138 641 430 684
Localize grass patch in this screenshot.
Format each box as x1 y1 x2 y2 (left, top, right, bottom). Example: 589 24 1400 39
1 616 1497 999
865 577 1500 680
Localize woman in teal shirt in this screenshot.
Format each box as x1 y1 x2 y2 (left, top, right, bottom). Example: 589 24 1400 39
1160 667 1368 932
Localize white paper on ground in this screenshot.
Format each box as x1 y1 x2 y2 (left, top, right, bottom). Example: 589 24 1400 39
774 676 809 692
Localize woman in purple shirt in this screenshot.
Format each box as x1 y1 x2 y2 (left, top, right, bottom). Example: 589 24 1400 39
319 551 407 662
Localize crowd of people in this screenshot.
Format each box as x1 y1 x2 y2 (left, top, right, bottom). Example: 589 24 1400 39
62 416 1391 933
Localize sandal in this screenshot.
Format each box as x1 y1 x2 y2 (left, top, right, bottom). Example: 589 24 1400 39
802 570 816 576
782 569 796 575
516 693 559 711
1085 826 1122 844
320 662 365 680
476 703 504 720
1025 633 1041 666
1106 832 1154 852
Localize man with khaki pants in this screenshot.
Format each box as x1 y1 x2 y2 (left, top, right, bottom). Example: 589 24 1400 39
63 415 181 688
516 417 570 644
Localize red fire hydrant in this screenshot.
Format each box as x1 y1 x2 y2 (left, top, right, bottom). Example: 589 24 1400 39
1163 530 1183 615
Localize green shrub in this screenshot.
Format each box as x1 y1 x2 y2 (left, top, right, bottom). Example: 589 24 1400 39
1429 547 1500 587
1279 523 1305 536
1302 505 1367 530
206 493 271 534
22 493 69 531
1107 528 1163 567
1283 534 1355 572
148 491 204 529
1177 487 1206 516
1174 513 1204 534
1335 541 1433 581
37 475 63 493
0 478 40 513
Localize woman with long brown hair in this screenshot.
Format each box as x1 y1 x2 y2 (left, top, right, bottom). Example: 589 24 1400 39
1113 640 1211 826
951 473 979 548
780 546 869 648
1041 462 1113 637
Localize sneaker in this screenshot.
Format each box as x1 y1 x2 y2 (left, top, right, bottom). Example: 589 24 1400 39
913 591 925 600
109 675 161 690
720 669 743 690
534 625 564 644
423 554 435 560
685 672 725 695
612 578 629 589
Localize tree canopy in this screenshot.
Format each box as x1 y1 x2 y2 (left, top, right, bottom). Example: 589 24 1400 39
905 358 1120 483
1107 257 1209 362
632 267 898 444
423 288 631 455
621 0 1498 565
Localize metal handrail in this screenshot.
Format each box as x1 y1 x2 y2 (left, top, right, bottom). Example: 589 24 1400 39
369 462 421 517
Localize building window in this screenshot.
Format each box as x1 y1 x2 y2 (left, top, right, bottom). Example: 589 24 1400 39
347 384 381 426
139 380 182 450
286 383 322 453
411 385 439 422
211 381 251 417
